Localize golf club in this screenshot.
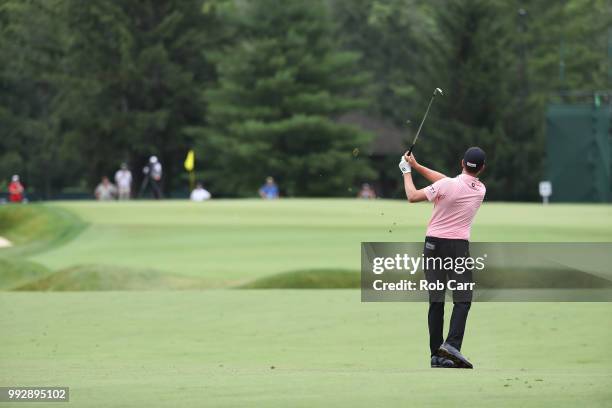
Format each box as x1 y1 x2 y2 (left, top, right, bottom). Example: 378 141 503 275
407 87 443 156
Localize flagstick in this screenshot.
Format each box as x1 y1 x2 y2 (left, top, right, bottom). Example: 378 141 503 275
189 171 195 192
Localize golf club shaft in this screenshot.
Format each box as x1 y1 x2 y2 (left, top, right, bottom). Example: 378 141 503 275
407 94 436 156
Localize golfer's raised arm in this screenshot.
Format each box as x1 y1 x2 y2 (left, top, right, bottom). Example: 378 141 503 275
405 153 447 183
398 156 428 202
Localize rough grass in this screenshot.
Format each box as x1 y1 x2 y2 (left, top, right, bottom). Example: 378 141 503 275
241 269 360 289
15 264 209 291
0 204 86 290
8 266 360 291
0 204 85 256
0 258 51 290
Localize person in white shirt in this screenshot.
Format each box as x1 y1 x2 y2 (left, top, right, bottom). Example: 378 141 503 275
94 177 117 201
190 182 211 202
114 163 132 200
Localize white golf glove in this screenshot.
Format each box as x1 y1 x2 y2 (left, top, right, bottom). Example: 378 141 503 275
399 156 411 174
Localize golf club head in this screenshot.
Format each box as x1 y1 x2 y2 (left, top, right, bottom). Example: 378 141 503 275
434 87 444 96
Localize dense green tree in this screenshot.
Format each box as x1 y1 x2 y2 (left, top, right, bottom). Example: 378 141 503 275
195 0 375 197
0 0 609 200
0 0 74 197
331 0 434 124
58 0 226 193
333 0 611 200
410 0 523 199
523 0 611 95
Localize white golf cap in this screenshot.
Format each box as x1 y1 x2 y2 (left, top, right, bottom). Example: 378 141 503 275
150 155 158 163
11 174 19 181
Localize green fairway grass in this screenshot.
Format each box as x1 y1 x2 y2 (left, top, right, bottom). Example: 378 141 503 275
1 291 611 407
1 200 611 407
24 200 612 286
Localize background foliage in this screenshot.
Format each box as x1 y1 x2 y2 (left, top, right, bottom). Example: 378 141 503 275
0 0 610 199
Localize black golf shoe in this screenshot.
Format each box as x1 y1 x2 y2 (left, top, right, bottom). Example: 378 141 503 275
437 343 473 369
431 355 455 368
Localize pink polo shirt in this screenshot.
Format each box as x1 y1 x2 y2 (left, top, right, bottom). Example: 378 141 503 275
423 173 486 241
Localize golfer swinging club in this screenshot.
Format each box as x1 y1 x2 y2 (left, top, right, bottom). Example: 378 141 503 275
399 147 486 369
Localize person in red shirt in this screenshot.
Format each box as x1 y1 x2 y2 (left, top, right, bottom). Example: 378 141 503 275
8 175 24 203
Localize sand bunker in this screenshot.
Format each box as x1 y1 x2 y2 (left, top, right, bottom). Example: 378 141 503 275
0 237 13 248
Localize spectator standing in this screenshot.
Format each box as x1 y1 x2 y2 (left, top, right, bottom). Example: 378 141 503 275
8 175 24 203
114 163 132 200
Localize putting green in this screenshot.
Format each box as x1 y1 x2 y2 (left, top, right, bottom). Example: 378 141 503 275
1 200 611 407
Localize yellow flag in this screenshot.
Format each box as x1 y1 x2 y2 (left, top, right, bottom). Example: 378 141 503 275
184 149 195 171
